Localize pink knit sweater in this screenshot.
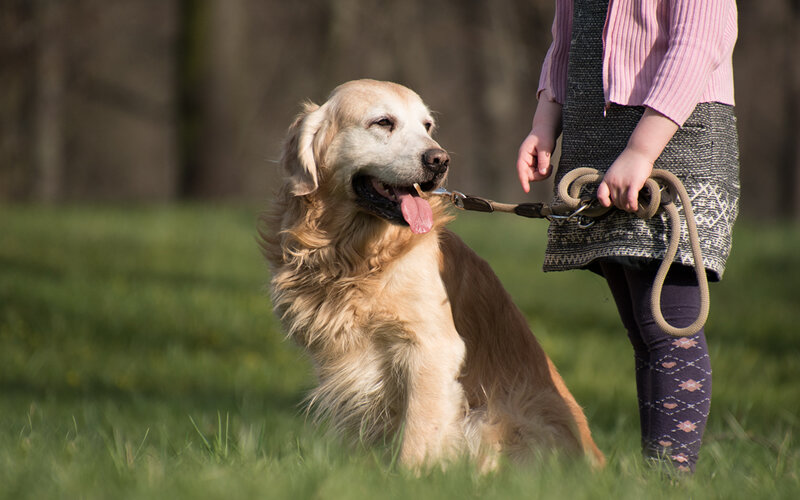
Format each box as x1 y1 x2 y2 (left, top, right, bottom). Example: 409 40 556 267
538 0 738 126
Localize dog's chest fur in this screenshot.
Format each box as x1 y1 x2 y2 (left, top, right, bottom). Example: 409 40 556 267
270 229 466 443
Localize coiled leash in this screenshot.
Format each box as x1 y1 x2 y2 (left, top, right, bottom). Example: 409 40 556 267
421 168 709 337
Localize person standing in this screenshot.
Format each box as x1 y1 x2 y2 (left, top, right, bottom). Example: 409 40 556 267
516 0 739 473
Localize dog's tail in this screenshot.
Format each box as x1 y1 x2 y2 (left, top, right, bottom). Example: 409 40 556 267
545 358 606 468
464 375 605 470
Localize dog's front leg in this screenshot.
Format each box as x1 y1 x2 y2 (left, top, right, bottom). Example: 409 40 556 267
398 329 467 468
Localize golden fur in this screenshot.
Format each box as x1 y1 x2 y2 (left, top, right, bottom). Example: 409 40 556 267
262 79 604 470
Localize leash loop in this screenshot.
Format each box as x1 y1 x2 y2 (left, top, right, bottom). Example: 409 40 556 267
646 169 710 337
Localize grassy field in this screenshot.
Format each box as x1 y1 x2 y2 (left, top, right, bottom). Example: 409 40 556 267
1 204 798 499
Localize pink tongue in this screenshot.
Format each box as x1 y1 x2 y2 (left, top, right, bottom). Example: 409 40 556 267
398 191 433 234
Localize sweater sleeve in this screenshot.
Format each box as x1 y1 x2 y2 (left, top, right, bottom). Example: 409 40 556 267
538 0 573 104
643 0 736 125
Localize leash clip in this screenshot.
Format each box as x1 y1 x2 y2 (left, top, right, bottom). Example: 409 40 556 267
432 187 469 210
546 199 597 228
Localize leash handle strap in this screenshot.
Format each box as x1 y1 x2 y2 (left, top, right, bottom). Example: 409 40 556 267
462 197 551 219
438 189 552 218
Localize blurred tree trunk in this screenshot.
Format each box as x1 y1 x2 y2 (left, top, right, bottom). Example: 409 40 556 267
735 0 790 220
787 3 800 219
177 0 248 199
0 1 34 199
32 0 63 203
460 1 496 194
176 0 205 198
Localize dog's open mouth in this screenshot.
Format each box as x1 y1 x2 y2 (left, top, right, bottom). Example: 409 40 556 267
352 175 437 234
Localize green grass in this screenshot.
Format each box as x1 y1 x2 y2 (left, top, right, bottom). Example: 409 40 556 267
0 204 798 499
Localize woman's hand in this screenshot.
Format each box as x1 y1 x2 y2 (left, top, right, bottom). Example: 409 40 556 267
597 107 680 212
517 132 556 191
516 89 563 193
596 149 654 212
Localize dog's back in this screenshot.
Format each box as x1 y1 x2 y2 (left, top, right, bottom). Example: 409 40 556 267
438 230 605 466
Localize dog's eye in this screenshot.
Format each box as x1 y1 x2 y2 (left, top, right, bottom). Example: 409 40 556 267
372 118 395 131
424 121 433 133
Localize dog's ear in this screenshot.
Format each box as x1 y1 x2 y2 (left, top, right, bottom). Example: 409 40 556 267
280 101 328 196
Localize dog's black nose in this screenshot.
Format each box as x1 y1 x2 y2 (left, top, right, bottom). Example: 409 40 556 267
422 148 450 174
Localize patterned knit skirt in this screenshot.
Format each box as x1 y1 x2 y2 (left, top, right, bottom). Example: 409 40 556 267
543 0 740 281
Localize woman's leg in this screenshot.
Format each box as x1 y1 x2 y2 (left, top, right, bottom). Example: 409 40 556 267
622 264 712 473
599 262 653 450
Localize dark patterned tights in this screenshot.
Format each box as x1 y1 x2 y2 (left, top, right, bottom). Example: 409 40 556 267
600 261 712 474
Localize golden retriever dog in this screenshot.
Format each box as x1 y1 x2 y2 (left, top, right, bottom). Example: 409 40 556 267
262 79 604 470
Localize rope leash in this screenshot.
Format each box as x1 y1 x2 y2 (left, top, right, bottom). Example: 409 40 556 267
423 168 708 337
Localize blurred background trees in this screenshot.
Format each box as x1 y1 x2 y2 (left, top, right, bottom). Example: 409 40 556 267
1 0 798 220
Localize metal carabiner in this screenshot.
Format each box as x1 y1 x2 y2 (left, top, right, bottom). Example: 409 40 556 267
546 199 597 228
568 201 598 228
431 187 469 210
545 213 570 226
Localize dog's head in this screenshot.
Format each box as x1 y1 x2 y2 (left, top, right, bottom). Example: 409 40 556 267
280 79 449 234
